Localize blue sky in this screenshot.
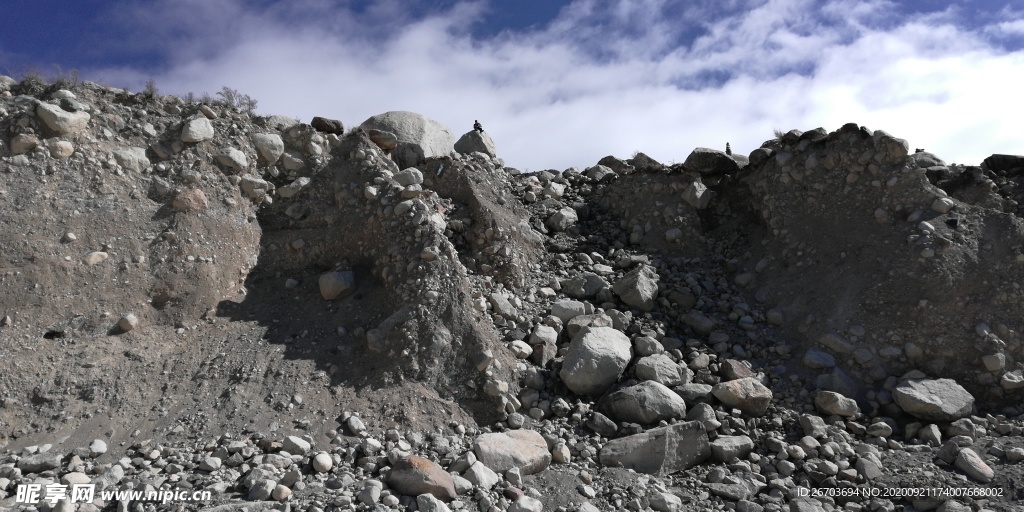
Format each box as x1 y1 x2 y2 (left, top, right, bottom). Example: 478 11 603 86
2 0 1022 171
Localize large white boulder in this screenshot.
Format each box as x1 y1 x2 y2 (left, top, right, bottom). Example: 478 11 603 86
37 103 90 135
359 111 455 168
454 130 497 158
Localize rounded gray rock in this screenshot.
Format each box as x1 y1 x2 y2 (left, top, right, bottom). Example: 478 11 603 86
559 326 632 396
602 381 687 424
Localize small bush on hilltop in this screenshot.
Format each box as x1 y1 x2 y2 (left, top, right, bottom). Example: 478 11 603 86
215 86 259 115
50 66 80 91
15 68 47 96
143 79 159 100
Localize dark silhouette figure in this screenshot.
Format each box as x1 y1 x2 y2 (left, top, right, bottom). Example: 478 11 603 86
474 120 483 133
725 142 732 156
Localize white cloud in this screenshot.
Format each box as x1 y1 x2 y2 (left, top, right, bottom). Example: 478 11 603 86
90 0 1024 171
987 19 1024 37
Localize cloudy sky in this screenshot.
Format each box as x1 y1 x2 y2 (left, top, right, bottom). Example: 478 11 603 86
2 0 1022 171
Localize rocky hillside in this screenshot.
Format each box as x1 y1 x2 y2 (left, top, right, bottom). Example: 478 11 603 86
0 75 1023 512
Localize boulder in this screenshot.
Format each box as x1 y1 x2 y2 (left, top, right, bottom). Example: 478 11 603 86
47 139 74 159
910 151 946 168
462 461 500 489
248 479 276 501
113 147 150 173
565 313 613 338
681 311 717 336
252 133 285 163
215 147 248 172
417 494 452 512
682 180 713 209
454 130 497 158
88 439 107 457
983 154 1024 172
871 129 909 164
584 164 616 182
172 188 209 212
311 116 344 134
710 435 754 462
277 177 311 199
893 379 974 422
712 377 773 417
559 326 632 396
597 156 633 174
282 435 310 455
359 111 455 168
814 390 860 417
562 272 608 299
612 264 659 311
239 175 271 200
546 207 578 232
181 117 214 142
36 102 91 137
602 381 687 424
508 496 543 512
550 300 586 323
528 325 558 367
598 421 710 475
388 455 456 501
634 354 683 386
954 448 994 483
682 147 740 174
312 452 333 473
367 129 399 151
473 429 550 475
10 134 39 155
394 168 424 186
630 151 663 170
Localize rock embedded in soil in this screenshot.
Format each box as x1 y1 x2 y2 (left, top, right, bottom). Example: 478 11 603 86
117 313 138 332
319 270 356 300
36 102 90 135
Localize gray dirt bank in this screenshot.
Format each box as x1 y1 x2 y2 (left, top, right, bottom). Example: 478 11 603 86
0 76 1023 512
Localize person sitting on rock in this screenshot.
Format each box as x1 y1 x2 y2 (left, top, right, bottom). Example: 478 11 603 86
474 120 483 133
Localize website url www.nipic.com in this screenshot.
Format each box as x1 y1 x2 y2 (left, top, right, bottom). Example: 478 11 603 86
16 483 212 505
